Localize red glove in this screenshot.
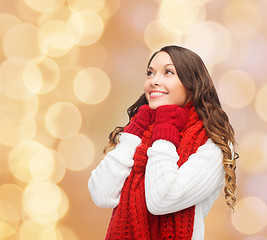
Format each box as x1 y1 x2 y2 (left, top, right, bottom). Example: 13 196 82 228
123 104 155 138
151 105 188 147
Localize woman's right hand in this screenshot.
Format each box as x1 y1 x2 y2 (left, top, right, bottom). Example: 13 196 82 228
123 104 155 138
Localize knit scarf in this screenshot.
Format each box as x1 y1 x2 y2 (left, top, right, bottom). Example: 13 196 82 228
106 103 208 240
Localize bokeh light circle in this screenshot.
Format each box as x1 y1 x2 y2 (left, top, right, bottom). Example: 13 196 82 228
0 218 18 238
0 94 39 122
238 132 267 174
98 0 121 21
244 174 267 204
16 0 41 24
67 10 104 46
48 150 66 183
23 180 62 216
0 13 21 40
0 200 19 222
0 222 17 238
226 108 247 135
160 0 199 27
0 117 36 147
184 21 232 65
38 20 74 57
3 23 42 59
56 188 70 220
0 201 20 238
144 19 182 52
231 196 267 235
26 57 60 94
0 58 37 100
57 133 95 171
255 83 267 122
0 184 24 226
19 219 57 240
222 0 261 39
29 148 55 180
38 6 72 25
218 70 256 108
73 67 111 104
22 186 69 223
22 60 43 94
23 186 70 225
24 0 65 13
8 141 50 182
67 0 105 13
45 102 82 139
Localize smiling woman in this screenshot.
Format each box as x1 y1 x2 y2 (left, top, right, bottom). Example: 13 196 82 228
88 45 238 240
144 51 191 109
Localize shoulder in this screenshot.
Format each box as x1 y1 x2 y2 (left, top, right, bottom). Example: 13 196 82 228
198 138 222 154
186 138 223 167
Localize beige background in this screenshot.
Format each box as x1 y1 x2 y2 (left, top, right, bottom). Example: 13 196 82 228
0 0 267 239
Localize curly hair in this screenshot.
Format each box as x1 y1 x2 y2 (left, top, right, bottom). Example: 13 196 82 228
104 45 238 210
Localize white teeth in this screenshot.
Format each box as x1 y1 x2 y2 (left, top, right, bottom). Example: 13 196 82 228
150 92 167 96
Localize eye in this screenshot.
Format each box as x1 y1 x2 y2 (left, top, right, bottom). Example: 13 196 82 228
146 70 154 77
165 69 174 75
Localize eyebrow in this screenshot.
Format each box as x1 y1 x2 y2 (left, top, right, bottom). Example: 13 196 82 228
147 64 174 70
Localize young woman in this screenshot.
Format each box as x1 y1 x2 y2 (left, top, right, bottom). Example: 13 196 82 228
88 45 238 240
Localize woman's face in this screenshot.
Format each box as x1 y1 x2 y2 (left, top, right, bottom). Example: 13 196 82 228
144 51 191 110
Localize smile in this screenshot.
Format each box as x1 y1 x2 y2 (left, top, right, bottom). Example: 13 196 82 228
150 92 168 96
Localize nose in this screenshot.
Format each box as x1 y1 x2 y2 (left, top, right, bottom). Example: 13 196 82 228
150 74 160 87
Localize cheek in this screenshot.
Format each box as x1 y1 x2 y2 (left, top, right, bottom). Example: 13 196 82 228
144 81 149 95
170 83 189 105
144 80 149 90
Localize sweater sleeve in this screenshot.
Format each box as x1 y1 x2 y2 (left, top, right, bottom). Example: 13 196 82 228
145 138 225 215
88 133 141 208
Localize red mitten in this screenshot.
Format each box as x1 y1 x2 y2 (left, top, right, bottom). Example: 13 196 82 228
123 104 155 138
151 105 188 147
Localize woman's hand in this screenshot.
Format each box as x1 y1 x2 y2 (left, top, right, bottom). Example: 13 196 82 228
154 105 188 131
123 104 155 138
151 104 188 146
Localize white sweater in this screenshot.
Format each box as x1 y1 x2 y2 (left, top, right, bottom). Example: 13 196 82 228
88 133 225 240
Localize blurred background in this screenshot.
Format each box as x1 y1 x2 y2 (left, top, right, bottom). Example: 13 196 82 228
0 0 267 239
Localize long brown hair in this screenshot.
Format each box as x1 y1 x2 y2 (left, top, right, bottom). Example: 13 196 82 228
104 45 238 210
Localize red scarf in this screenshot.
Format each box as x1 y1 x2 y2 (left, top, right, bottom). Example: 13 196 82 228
106 103 208 239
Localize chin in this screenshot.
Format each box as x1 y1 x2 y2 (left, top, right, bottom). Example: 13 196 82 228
148 103 156 110
149 102 163 109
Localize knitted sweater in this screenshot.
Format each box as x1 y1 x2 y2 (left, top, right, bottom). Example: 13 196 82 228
89 133 225 239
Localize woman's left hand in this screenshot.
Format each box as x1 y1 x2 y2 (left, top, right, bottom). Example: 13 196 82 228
151 104 188 147
154 104 188 131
